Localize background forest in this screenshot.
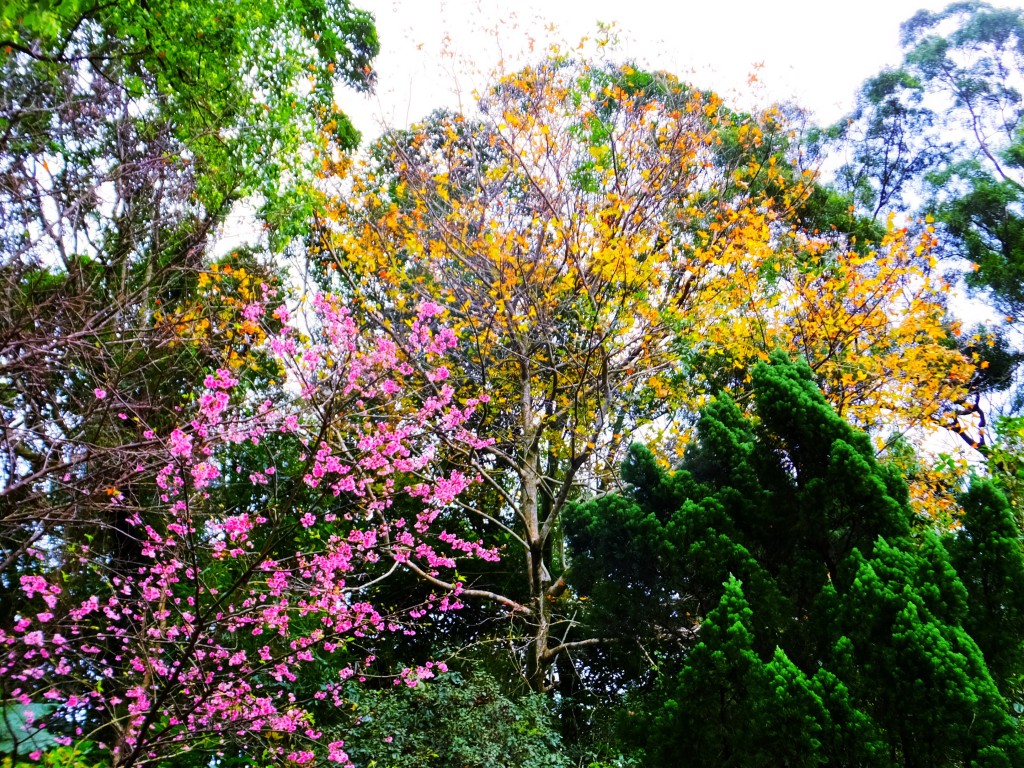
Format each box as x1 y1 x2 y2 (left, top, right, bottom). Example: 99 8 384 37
3 1 1024 766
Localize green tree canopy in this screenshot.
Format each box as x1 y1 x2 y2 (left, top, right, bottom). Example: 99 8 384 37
0 0 379 584
566 355 1024 767
824 2 1024 416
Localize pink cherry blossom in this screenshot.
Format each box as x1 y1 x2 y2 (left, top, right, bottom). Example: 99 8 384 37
2 293 495 767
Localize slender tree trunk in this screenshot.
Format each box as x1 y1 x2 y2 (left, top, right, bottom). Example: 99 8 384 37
520 355 554 692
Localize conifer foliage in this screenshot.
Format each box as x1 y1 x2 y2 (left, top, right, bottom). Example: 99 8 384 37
567 356 1024 767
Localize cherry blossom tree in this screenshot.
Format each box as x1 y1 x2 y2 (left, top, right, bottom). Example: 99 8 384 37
0 293 495 767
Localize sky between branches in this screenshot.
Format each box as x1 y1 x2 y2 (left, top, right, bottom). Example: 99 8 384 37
345 0 984 136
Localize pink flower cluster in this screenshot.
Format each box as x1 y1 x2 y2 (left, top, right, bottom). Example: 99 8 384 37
1 293 496 766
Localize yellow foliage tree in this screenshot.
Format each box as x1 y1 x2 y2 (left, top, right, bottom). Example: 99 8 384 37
314 59 972 691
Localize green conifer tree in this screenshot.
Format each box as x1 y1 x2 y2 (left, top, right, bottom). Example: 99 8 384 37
566 355 1024 767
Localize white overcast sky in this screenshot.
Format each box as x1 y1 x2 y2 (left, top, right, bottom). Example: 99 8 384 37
345 0 986 138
